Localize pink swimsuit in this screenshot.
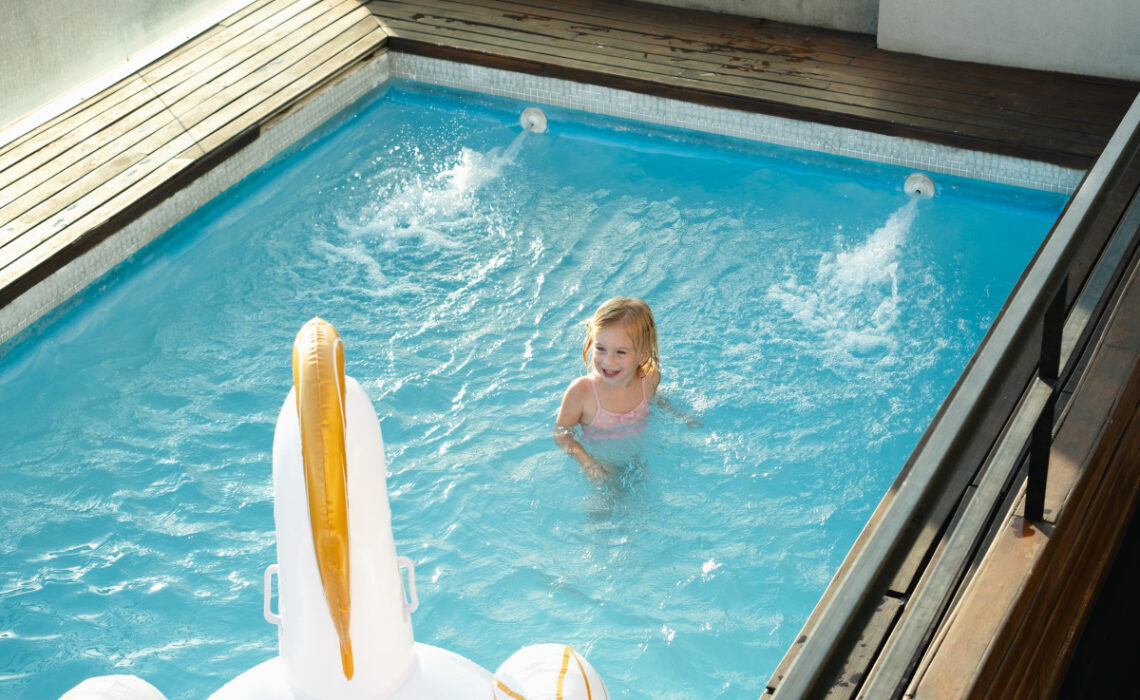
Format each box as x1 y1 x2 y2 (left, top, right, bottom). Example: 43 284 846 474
583 376 650 439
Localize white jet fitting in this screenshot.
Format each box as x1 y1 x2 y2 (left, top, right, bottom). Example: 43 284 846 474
520 107 548 133
905 172 935 198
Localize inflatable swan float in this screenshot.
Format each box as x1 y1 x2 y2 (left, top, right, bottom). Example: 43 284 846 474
62 318 607 700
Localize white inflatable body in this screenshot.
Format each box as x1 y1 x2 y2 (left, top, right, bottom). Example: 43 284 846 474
493 644 609 700
211 643 493 699
59 318 607 700
212 319 493 699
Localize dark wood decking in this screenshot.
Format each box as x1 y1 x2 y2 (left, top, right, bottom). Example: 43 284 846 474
368 0 1137 169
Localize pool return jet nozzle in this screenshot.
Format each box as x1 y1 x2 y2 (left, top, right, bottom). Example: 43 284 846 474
520 107 548 133
905 172 935 199
500 108 548 162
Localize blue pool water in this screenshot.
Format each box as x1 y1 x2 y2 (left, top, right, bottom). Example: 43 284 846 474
0 82 1066 698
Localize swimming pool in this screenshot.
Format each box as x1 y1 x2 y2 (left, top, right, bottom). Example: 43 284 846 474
0 81 1066 698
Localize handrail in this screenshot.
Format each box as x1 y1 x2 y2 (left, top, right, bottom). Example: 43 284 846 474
771 92 1140 699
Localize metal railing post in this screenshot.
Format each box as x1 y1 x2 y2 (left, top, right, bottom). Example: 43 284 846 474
1026 276 1066 522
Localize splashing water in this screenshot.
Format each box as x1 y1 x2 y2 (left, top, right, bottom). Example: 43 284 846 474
321 128 534 301
767 195 922 362
338 130 530 249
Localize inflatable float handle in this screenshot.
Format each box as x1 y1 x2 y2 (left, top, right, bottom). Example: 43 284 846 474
397 556 418 621
264 564 282 625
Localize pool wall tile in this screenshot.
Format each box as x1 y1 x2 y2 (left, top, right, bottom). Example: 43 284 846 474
390 53 1082 194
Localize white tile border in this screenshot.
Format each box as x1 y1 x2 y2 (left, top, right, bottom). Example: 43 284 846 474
390 53 1084 195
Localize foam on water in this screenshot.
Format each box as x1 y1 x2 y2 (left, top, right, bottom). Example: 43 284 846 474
338 130 527 250
767 195 924 364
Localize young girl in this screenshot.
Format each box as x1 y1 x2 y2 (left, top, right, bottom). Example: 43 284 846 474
554 297 661 480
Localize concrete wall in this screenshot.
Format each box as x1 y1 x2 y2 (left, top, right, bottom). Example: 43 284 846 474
878 0 1140 80
644 0 878 34
0 0 253 138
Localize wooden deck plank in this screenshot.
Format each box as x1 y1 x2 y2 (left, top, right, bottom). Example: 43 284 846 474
397 0 1121 129
376 0 1115 142
142 0 338 95
0 0 300 168
161 0 370 123
0 0 370 249
503 0 1132 114
0 98 176 241
0 77 158 185
0 154 206 300
185 17 386 152
376 16 1107 166
0 5 384 280
218 0 284 28
0 124 204 272
432 0 1131 113
0 0 323 206
140 0 323 84
366 0 1137 167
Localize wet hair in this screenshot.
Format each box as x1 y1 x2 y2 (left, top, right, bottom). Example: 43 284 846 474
582 297 659 377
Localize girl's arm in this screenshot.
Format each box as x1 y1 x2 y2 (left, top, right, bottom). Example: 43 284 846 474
554 379 609 480
553 425 608 480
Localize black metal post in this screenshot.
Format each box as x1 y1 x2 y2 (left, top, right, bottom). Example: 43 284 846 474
1026 276 1067 523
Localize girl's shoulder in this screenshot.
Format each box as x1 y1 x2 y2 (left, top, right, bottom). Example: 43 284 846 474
563 374 597 404
557 374 598 427
568 374 596 393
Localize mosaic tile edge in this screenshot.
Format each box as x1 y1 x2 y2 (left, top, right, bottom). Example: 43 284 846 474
389 53 1082 195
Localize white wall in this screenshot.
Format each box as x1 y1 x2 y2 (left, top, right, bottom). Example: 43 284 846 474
878 0 1140 80
0 0 253 139
645 0 878 34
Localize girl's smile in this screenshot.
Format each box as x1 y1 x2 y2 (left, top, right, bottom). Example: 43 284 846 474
591 325 645 386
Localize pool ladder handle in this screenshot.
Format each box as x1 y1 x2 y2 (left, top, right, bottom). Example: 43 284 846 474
262 556 420 626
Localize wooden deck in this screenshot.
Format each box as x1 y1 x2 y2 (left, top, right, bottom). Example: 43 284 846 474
369 0 1137 169
0 0 387 315
1 0 1137 332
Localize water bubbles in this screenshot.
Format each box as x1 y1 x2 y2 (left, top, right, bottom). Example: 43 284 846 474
768 197 922 364
338 144 517 252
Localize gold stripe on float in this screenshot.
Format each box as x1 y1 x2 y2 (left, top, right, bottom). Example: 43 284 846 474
557 645 571 699
570 648 592 700
495 679 527 700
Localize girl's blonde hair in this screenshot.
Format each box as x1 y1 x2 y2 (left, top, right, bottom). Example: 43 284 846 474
582 297 659 377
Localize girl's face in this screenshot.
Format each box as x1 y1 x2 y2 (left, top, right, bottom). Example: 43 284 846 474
591 324 646 387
